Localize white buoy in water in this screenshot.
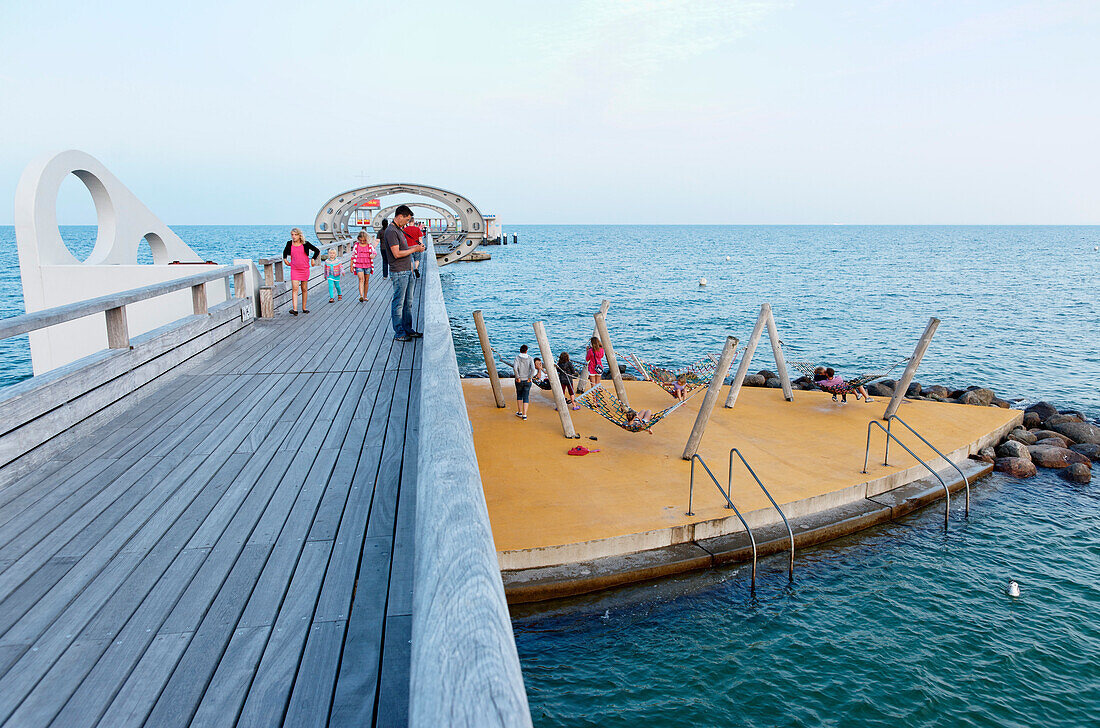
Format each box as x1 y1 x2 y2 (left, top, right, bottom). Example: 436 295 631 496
725 255 731 261
1094 246 1099 252
1006 580 1021 597
699 277 707 287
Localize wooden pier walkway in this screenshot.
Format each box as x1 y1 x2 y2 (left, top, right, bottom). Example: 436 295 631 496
0 273 423 726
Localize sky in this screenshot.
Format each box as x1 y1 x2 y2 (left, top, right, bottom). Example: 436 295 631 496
1 0 1098 225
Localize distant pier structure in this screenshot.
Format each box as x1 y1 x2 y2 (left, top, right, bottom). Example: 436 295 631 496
313 184 501 266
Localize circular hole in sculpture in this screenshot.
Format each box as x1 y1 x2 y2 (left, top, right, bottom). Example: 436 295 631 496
56 173 99 261
320 223 328 231
327 208 334 214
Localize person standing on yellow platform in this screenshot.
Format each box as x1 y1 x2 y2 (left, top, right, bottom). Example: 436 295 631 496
512 344 535 420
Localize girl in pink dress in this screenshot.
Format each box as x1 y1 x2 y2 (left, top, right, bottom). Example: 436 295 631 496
282 228 320 315
585 337 605 387
352 230 375 302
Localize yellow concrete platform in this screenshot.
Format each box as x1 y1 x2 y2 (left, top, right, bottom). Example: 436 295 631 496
465 380 1021 571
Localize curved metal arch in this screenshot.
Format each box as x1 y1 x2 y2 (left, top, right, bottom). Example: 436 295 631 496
314 183 487 265
371 203 457 232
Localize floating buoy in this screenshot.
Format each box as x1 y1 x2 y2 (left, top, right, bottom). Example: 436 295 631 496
725 255 731 261
699 277 707 287
1094 246 1098 252
1006 580 1020 597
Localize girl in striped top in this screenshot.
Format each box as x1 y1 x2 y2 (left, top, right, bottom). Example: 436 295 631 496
352 230 375 302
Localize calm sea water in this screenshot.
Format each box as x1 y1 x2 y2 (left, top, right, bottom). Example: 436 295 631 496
2 224 1099 726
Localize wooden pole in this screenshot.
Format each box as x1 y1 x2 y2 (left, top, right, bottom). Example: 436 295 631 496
724 304 769 408
576 299 609 394
105 306 129 349
533 321 577 438
594 311 629 409
473 310 506 408
883 317 940 420
765 306 794 402
683 336 739 460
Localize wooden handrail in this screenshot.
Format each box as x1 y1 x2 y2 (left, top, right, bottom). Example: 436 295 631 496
410 238 532 726
0 264 248 341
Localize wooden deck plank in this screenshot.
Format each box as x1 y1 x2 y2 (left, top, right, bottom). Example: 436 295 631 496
0 271 426 726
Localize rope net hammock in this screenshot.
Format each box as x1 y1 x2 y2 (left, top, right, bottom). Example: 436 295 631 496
574 384 701 433
789 358 908 396
628 353 719 398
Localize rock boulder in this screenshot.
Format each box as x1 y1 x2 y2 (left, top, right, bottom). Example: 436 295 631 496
1061 463 1092 484
1070 443 1100 461
1023 411 1042 428
756 370 777 382
1029 430 1072 448
1045 413 1084 427
1025 401 1059 422
765 377 782 389
1007 429 1037 445
1049 421 1100 446
906 382 922 397
959 388 995 406
743 374 766 387
975 447 996 463
995 457 1037 478
1028 445 1091 469
996 440 1031 460
867 383 893 398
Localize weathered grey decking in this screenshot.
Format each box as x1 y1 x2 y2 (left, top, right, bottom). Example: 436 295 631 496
0 272 422 727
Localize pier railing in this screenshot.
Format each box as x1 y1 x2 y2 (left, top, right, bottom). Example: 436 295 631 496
0 263 253 484
411 238 532 727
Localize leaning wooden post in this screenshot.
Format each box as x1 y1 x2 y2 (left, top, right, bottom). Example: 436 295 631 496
724 304 769 408
576 299 610 394
594 311 629 409
533 321 577 438
473 310 506 408
683 336 739 460
765 306 794 402
883 317 940 420
105 306 130 349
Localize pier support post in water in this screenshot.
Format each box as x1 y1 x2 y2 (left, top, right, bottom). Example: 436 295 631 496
576 300 610 394
766 306 795 402
473 310 506 408
683 336 740 461
883 317 940 420
724 304 769 408
534 321 577 438
594 311 629 409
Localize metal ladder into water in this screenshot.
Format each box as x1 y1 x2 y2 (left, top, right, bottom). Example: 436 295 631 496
687 450 795 592
863 414 971 529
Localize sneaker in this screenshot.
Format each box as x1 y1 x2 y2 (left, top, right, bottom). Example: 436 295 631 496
521 414 527 420
407 331 423 338
289 309 298 316
359 297 365 302
329 298 334 303
572 405 580 410
302 309 310 314
515 412 523 418
338 294 342 300
395 335 411 342
864 397 875 403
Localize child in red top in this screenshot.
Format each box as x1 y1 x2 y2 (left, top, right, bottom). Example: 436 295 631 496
403 223 424 278
585 337 605 387
352 230 375 302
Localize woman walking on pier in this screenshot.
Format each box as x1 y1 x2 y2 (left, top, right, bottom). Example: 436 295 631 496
283 228 320 315
352 230 375 301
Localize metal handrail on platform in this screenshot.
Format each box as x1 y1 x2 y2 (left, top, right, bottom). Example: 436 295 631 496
688 454 758 590
862 420 954 529
728 449 795 582
886 415 970 517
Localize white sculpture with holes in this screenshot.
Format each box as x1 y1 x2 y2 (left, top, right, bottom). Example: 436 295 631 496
15 150 232 374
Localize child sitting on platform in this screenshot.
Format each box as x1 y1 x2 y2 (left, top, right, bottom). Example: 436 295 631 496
324 249 343 303
533 358 552 390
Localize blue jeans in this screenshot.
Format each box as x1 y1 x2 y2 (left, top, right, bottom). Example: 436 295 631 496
390 271 414 337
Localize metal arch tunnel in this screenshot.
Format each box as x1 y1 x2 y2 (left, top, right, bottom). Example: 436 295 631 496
314 183 487 266
370 203 465 246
